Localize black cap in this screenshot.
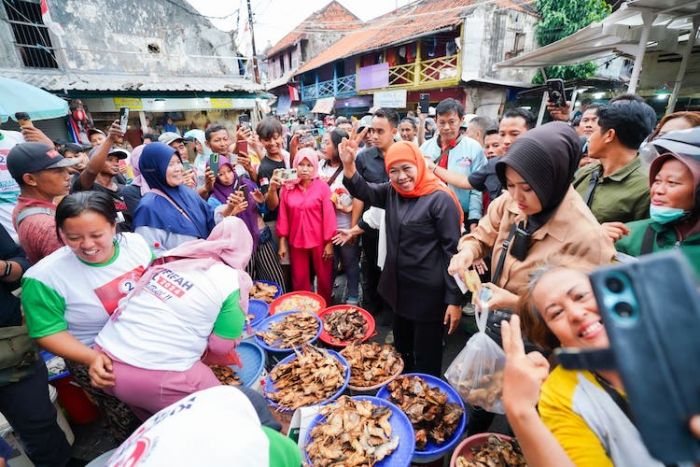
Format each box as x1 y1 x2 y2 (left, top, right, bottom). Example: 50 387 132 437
653 127 700 159
87 147 129 160
7 143 80 183
61 143 91 154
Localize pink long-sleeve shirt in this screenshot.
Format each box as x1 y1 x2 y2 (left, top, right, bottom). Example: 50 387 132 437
276 179 337 249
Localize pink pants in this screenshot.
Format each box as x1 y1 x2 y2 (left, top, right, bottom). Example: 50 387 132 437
104 358 219 421
289 245 333 304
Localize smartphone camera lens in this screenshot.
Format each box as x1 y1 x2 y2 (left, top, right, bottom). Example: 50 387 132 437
605 276 625 294
613 302 634 318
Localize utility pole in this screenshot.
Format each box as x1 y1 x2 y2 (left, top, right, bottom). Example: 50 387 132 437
246 0 260 84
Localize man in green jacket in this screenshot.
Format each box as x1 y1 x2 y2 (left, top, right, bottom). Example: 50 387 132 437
615 127 700 277
574 100 654 224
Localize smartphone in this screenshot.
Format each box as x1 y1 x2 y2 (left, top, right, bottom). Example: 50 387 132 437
545 79 567 108
236 139 248 156
239 184 249 200
587 252 700 464
280 168 297 181
182 160 192 171
209 153 219 174
118 107 129 133
419 93 430 114
15 112 32 127
238 114 251 129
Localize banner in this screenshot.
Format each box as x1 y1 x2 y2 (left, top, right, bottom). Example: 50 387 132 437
373 89 407 108
357 63 389 91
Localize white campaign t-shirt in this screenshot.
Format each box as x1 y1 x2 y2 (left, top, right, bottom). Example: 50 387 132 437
96 262 243 371
107 386 269 466
22 233 153 346
0 130 24 241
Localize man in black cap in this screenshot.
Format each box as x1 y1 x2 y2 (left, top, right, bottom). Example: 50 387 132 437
8 142 80 264
60 142 90 174
72 121 133 232
87 128 107 148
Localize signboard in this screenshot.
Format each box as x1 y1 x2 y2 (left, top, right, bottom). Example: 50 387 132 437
373 89 407 108
209 98 234 109
311 97 335 114
357 63 389 91
113 97 143 110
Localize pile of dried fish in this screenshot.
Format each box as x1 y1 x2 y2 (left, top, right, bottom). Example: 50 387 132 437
455 436 527 467
306 396 399 466
341 343 403 388
452 369 504 409
276 294 322 314
250 282 279 303
256 312 318 349
387 376 463 450
266 346 346 410
324 308 367 342
210 365 241 386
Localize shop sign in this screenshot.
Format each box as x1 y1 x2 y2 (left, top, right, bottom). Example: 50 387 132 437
373 89 407 108
113 97 143 110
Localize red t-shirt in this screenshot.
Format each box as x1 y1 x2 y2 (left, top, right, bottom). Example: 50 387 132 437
12 196 62 265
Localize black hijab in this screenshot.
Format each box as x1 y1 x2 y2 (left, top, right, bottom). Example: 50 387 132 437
496 122 580 233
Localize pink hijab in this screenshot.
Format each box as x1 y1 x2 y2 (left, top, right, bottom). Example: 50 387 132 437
129 216 254 311
129 145 150 195
292 148 320 178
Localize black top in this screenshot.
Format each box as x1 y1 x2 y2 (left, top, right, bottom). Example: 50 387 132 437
355 147 389 184
469 157 503 202
121 184 142 220
344 172 462 322
257 157 286 222
0 224 29 327
71 176 132 232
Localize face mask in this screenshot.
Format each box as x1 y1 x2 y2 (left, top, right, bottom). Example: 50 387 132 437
649 205 688 224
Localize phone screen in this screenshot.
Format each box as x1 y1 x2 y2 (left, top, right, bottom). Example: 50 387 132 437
119 107 129 133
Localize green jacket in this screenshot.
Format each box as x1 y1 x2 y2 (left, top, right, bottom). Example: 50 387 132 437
616 218 700 277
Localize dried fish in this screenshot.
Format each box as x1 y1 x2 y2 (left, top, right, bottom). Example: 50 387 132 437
256 312 318 349
455 435 527 467
266 346 345 410
306 396 399 466
276 294 322 314
341 343 403 388
249 281 279 303
209 365 241 386
453 369 504 409
323 308 367 342
387 376 463 450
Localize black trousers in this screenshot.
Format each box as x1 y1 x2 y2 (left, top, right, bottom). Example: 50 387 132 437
393 314 445 377
360 229 384 316
0 359 71 467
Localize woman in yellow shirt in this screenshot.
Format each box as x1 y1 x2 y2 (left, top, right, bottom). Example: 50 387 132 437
518 256 662 467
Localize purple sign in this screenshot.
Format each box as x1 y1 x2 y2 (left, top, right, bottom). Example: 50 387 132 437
357 63 389 91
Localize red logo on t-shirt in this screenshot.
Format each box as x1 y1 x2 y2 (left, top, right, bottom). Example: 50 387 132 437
93 266 146 314
111 437 152 467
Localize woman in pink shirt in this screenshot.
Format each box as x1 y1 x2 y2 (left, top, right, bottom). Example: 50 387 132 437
276 148 336 303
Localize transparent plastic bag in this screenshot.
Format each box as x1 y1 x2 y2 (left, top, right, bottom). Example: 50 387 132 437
445 288 506 414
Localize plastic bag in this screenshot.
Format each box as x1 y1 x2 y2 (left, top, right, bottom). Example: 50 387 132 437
445 288 506 414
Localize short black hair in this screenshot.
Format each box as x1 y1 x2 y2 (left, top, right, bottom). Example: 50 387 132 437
205 125 228 142
502 108 536 129
399 117 417 129
435 98 464 119
609 94 657 130
373 108 400 128
484 127 500 137
55 191 117 242
143 133 159 142
328 128 349 160
596 101 655 149
256 117 284 140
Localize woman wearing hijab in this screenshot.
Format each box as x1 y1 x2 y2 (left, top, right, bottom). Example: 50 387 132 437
340 139 463 376
448 122 615 312
207 156 286 291
94 217 262 420
133 142 215 254
276 148 336 303
615 127 700 277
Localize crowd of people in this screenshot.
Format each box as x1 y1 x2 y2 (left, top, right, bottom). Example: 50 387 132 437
0 94 699 466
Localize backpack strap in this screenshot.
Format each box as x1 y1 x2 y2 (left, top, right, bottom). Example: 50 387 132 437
15 207 55 227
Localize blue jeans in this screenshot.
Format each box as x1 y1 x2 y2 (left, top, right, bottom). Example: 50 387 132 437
0 359 71 467
334 243 360 300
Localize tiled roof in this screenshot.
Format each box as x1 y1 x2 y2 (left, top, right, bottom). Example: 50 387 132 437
266 1 361 58
296 0 536 75
0 69 262 93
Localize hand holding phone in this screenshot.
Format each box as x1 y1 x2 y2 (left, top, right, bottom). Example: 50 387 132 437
209 153 219 174
545 79 567 108
419 93 430 114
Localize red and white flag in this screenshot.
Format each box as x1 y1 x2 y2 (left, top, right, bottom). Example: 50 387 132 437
288 85 300 102
41 0 65 36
